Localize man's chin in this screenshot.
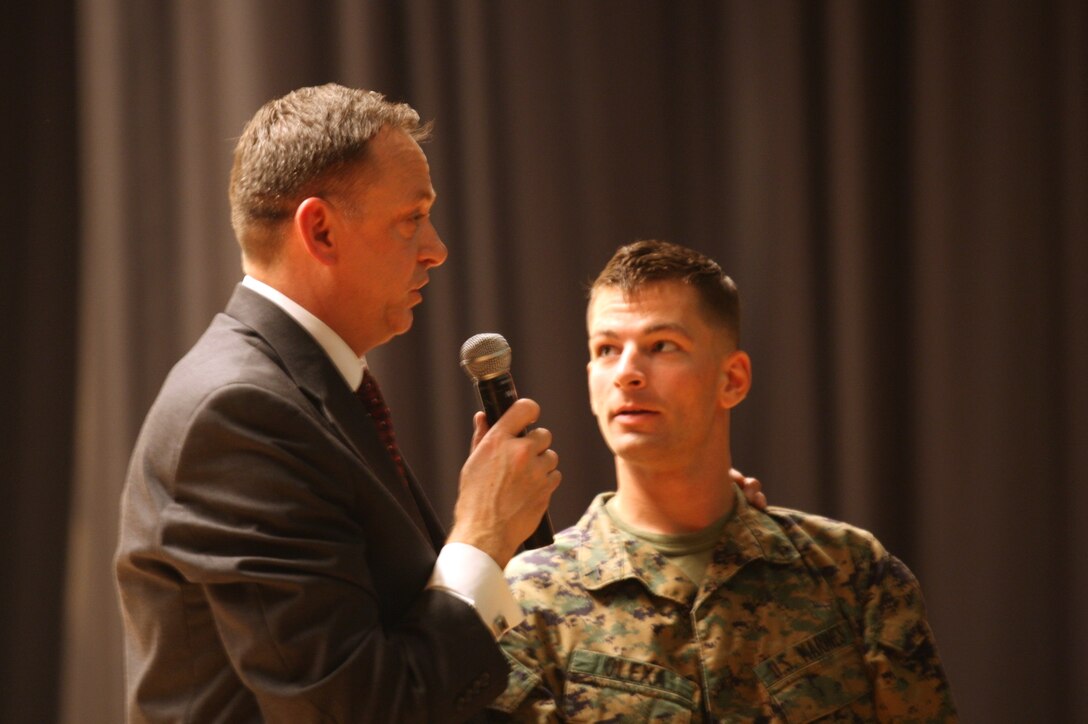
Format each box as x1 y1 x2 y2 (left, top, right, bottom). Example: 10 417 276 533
366 311 414 351
389 309 415 337
607 435 664 460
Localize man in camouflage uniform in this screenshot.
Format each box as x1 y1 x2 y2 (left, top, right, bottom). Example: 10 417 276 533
488 240 957 722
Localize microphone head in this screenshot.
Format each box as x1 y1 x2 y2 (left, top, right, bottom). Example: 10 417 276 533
460 333 512 381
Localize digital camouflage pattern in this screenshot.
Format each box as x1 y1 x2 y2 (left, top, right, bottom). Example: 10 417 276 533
489 488 957 723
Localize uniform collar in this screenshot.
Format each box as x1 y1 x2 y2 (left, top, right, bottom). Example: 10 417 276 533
578 486 799 604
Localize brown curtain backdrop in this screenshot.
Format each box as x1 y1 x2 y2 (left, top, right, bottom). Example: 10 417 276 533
1 0 1077 721
0 1 78 723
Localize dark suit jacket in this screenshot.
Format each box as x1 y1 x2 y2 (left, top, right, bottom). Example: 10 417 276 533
115 285 508 722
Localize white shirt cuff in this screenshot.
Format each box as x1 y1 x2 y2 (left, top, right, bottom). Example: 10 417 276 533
427 542 524 639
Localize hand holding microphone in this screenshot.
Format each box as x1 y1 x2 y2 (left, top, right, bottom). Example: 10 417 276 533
457 333 557 556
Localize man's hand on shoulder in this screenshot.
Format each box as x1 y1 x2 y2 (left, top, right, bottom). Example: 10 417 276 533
731 468 767 510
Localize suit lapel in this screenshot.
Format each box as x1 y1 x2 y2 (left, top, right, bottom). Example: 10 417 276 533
400 465 448 551
223 284 441 549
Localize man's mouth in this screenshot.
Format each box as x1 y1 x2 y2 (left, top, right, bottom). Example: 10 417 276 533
612 406 655 420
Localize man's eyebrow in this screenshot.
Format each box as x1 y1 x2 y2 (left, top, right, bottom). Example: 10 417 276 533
588 322 693 339
400 189 435 213
643 322 692 337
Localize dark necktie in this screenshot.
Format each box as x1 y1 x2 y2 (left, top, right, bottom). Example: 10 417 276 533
357 370 409 486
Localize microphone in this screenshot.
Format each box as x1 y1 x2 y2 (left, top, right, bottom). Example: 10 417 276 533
460 333 554 550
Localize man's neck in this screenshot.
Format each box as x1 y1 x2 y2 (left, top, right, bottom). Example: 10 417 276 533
241 275 366 390
612 458 736 534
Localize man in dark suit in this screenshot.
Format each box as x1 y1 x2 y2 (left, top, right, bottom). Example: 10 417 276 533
114 84 563 722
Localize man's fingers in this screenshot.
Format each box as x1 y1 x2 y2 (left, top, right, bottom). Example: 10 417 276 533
469 411 488 451
730 467 767 510
540 448 560 476
740 477 767 510
522 425 554 452
486 398 541 437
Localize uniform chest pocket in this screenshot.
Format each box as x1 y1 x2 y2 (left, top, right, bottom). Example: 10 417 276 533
562 649 697 723
754 622 875 723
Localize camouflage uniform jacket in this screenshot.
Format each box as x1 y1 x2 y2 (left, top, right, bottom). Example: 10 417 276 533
489 489 957 723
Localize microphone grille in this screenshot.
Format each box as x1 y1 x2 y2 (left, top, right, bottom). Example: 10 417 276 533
460 333 512 380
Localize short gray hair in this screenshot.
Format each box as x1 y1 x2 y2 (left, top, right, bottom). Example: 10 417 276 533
229 83 430 265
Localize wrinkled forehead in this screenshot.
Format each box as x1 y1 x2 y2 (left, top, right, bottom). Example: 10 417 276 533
587 281 696 326
352 127 436 207
586 281 733 347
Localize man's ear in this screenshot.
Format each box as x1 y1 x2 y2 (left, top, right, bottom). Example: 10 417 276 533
294 197 337 265
719 350 752 410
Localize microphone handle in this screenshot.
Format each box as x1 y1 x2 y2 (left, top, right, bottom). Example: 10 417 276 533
476 374 520 428
523 510 555 551
474 375 555 550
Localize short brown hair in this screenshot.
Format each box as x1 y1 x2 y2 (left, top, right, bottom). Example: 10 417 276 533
229 83 431 266
590 239 741 345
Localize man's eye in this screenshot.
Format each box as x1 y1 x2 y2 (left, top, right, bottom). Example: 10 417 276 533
595 345 617 357
399 215 425 235
652 340 678 353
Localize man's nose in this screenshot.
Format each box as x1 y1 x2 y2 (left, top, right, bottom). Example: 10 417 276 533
420 221 448 267
614 347 645 388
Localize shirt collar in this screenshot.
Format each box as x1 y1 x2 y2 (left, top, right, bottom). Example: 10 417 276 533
579 487 798 595
242 275 367 390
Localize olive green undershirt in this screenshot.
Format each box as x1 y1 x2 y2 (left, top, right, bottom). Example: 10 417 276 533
604 495 733 587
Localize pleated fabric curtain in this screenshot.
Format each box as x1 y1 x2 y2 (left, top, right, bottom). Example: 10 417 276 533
52 1 1086 721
